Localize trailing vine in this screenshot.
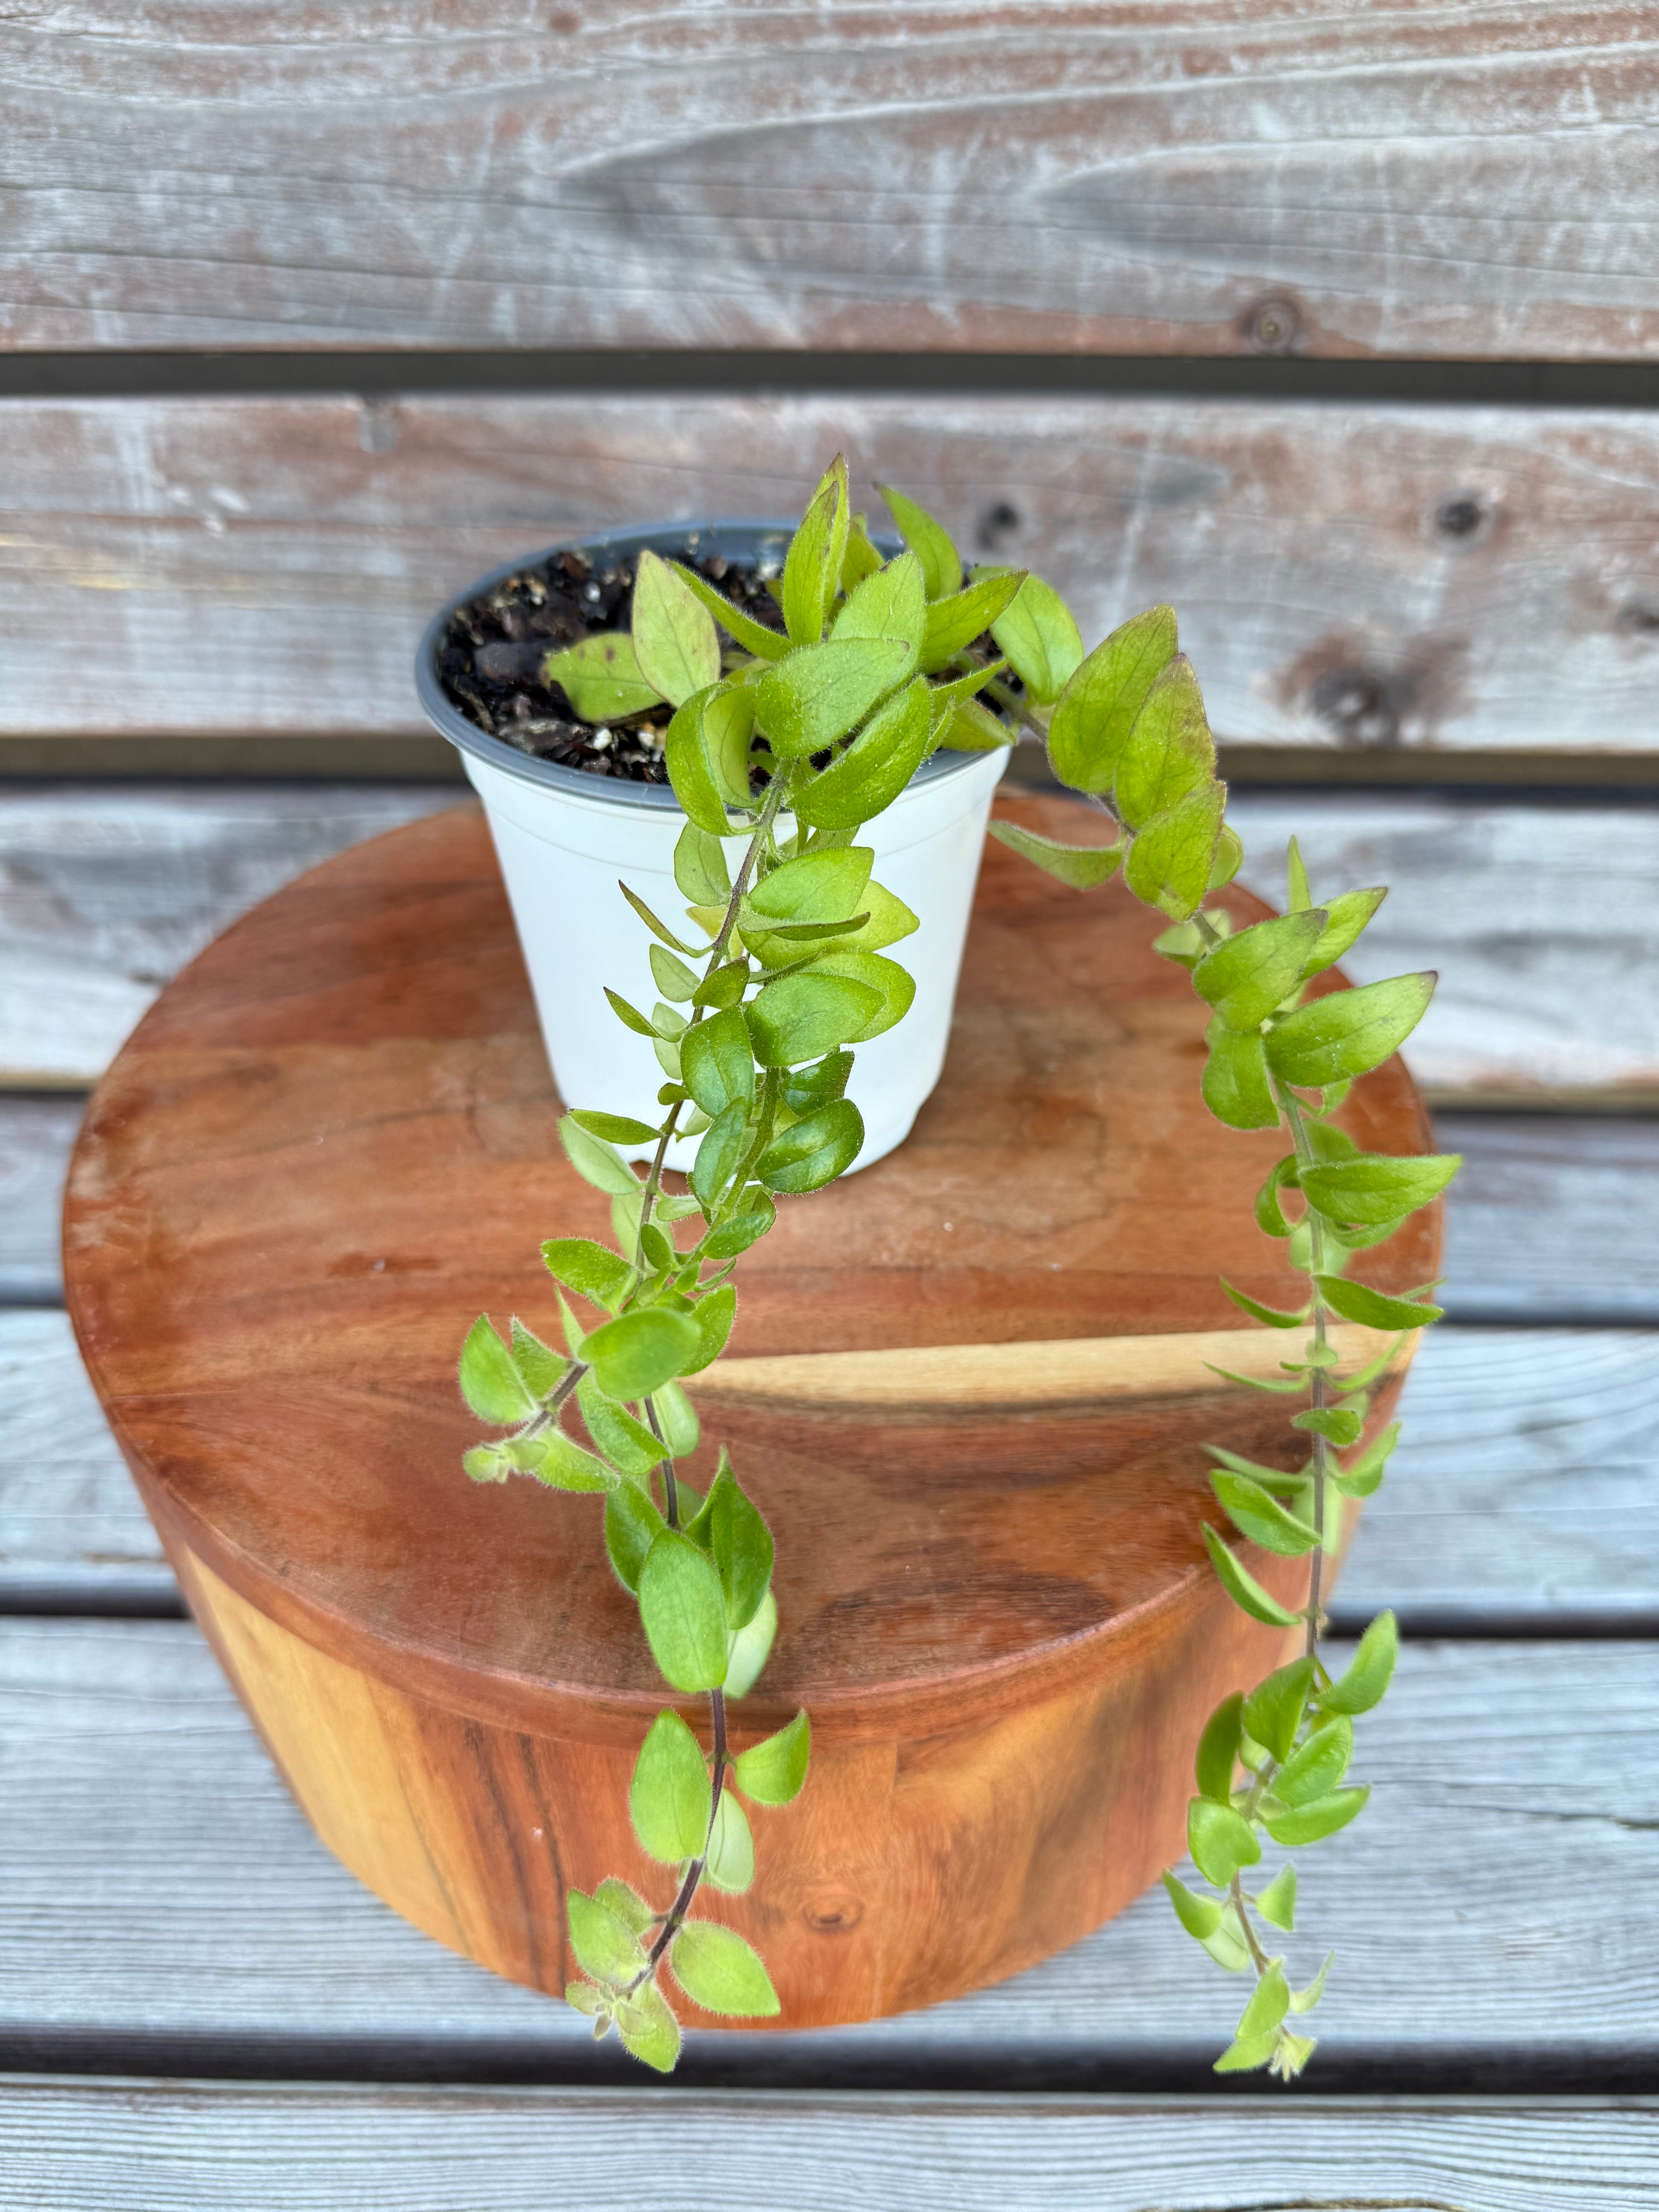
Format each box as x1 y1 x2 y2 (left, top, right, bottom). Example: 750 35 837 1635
455 458 1456 2077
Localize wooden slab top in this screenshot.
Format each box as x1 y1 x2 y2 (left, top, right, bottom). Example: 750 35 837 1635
62 797 1437 1741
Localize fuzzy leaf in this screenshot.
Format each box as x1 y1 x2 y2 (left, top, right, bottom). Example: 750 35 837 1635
1262 1785 1370 1848
632 549 722 706
615 1980 681 2074
1266 973 1437 1088
543 632 661 722
1114 655 1216 829
791 678 933 831
1201 1020 1279 1132
678 1006 756 1121
567 1888 647 1987
630 1709 713 1865
831 550 927 682
1194 911 1328 1032
580 1308 701 1398
1243 1657 1317 1764
1274 1716 1354 1807
1291 1403 1365 1448
1316 1275 1443 1331
1123 785 1227 921
723 1585 778 1697
1219 1278 1310 1329
746 847 873 926
703 1790 756 1894
754 1097 866 1193
542 1237 634 1312
1047 603 1178 793
1301 1152 1461 1228
673 824 731 906
1163 1867 1224 1939
757 638 913 759
1195 1692 1244 1804
577 1372 663 1479
638 1528 730 1692
1303 886 1387 977
669 1920 780 2017
559 1115 642 1199
989 819 1122 888
920 569 1024 670
669 560 789 661
458 1314 536 1425
748 972 882 1067
1256 1864 1298 1933
732 1709 811 1806
876 484 961 600
989 575 1083 702
783 456 851 644
1318 1610 1398 1716
604 1479 665 1594
1214 1472 1320 1557
1202 1524 1303 1626
1187 1798 1261 1887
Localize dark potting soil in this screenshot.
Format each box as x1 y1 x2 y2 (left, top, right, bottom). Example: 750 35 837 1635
436 546 788 785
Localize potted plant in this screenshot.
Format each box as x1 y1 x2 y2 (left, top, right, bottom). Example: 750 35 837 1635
422 459 1456 2078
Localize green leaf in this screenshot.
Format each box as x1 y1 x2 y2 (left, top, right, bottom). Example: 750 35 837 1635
569 1112 658 1152
1291 1404 1365 1448
1275 1716 1353 1807
651 1379 699 1458
1202 1524 1303 1626
580 1307 702 1398
604 987 658 1041
1315 1274 1443 1330
732 1709 811 1806
1303 886 1387 977
989 574 1083 702
1266 972 1437 1088
1207 1444 1311 1496
664 687 738 835
791 677 933 831
515 1429 618 1493
1262 1784 1370 1848
594 1877 654 1937
669 1919 780 2017
632 548 722 706
684 1282 736 1373
1209 825 1244 891
1200 1908 1253 1973
1123 784 1227 921
704 1189 777 1259
559 1113 642 1199
1333 1418 1400 1498
1243 1657 1317 1764
1202 1021 1279 1132
1194 911 1328 1033
690 1097 749 1212
649 943 699 1004
630 1708 713 1864
692 1463 774 1630
462 1441 509 1484
1286 836 1312 912
1213 1471 1319 1557
988 819 1122 888
757 637 914 760
1301 1152 1462 1228
614 1979 682 2074
673 823 730 906
638 1528 730 1692
747 846 873 926
832 549 927 674
605 1478 665 1593
1318 1609 1398 1715
564 1976 609 2022
723 1584 778 1697
693 958 749 1012
755 1097 865 1192
938 696 1017 752
509 1318 566 1398
1238 1960 1290 2041
748 971 882 1067
1195 1692 1244 1804
1187 1797 1261 1887
577 1372 663 1479
1253 1154 1301 1240
1219 1278 1310 1329
459 1315 536 1425
875 484 962 601
783 456 850 645
617 881 702 960
1162 1867 1224 1939
1214 2030 1279 2075
567 1887 647 1987
804 949 914 1040
702 1788 756 1894
1113 655 1216 829
1255 1864 1298 1932
841 514 884 591
1046 603 1178 793
1288 1953 1333 2016
678 1006 755 1120
543 632 662 722
668 560 789 661
918 570 1024 672
541 1237 634 1313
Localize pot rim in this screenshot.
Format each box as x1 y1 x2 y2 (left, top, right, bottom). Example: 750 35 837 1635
414 519 1001 809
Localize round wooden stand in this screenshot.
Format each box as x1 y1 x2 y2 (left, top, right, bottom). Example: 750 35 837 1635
64 796 1438 2032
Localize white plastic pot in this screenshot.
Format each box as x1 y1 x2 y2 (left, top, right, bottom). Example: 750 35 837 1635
417 524 1005 1175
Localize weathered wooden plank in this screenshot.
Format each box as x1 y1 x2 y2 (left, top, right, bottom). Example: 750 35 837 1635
0 2081 1651 2212
5 5 1659 359
6 1310 1652 1623
0 788 456 1086
10 397 1659 757
0 1623 1651 2078
6 787 1658 1096
0 1097 80 1304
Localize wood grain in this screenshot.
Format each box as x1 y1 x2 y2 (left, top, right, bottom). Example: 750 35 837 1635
4 5 1659 359
12 396 1659 758
10 1314 1658 1629
0 1623 1652 2075
9 787 1659 1102
0 2081 1652 2212
60 798 1434 2025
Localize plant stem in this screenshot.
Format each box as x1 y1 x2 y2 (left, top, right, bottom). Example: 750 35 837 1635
1229 1872 1273 1975
633 775 790 1267
1274 1077 1332 1657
